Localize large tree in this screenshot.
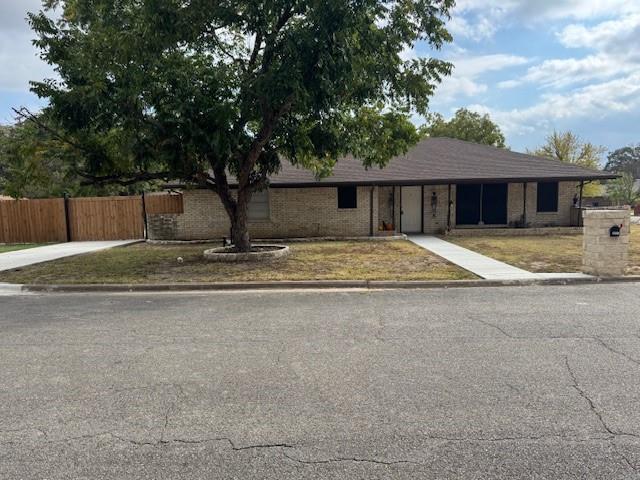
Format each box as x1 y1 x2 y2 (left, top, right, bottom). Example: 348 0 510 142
529 131 606 197
421 108 506 148
604 145 640 178
607 172 640 206
27 0 454 251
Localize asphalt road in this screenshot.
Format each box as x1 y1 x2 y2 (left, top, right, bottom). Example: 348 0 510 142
1 284 640 479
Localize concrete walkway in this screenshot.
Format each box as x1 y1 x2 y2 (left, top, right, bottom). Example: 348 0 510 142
408 235 590 280
0 241 140 272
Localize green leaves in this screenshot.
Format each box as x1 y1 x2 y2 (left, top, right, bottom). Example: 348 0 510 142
422 108 506 148
607 172 640 206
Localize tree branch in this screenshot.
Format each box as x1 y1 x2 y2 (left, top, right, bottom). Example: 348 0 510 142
12 107 90 155
78 171 170 187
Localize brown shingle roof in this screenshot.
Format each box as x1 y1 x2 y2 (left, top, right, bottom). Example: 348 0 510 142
266 137 615 187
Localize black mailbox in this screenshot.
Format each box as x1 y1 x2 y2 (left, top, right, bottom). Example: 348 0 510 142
610 225 621 237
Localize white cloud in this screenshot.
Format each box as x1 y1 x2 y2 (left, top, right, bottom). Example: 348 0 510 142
501 54 638 89
455 0 640 22
433 54 529 102
558 13 640 55
469 71 640 135
499 13 640 90
447 14 497 41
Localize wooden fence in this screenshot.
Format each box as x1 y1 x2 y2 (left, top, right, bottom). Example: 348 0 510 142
145 192 184 214
0 193 183 243
0 198 68 243
67 196 145 241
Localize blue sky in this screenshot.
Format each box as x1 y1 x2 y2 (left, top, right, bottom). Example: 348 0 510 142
1 0 639 156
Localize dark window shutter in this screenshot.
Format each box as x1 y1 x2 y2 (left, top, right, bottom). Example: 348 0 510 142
337 186 357 209
537 182 559 212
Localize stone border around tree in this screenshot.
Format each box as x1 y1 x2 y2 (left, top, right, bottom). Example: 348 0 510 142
203 245 290 262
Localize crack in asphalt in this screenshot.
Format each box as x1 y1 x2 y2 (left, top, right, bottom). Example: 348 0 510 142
468 316 516 339
613 446 640 475
282 451 421 466
421 433 614 443
592 337 640 367
564 356 616 436
564 356 640 475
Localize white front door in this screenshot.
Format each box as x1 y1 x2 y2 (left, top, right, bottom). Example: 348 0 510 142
401 186 422 233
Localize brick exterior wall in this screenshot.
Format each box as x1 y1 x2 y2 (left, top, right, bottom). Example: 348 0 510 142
423 184 454 234
147 187 377 240
147 181 579 240
507 181 579 227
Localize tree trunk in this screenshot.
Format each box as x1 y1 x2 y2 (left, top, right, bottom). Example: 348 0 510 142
231 189 251 252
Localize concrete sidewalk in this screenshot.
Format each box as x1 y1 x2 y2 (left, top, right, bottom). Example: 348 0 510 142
408 235 590 280
0 241 140 272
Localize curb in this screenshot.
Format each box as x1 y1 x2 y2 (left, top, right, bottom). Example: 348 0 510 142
15 276 640 293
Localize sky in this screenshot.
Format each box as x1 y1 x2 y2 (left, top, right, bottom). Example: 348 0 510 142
1 0 639 155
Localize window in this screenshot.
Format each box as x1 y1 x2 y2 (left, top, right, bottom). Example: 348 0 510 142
248 190 270 221
537 182 559 212
337 186 357 209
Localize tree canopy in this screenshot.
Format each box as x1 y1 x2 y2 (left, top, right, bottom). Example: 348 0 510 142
607 172 640 206
604 145 640 178
421 108 506 148
28 0 454 250
0 115 145 199
529 131 605 197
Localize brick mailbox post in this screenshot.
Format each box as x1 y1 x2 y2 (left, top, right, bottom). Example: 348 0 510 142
582 208 631 276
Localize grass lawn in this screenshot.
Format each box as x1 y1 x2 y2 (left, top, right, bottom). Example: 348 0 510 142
0 240 474 284
0 244 46 254
447 225 640 275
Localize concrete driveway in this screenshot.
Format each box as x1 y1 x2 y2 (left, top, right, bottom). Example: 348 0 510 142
0 240 140 272
1 285 640 479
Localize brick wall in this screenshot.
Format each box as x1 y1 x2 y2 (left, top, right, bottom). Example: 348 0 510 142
147 181 580 240
423 184 455 234
507 181 578 227
147 187 377 240
583 208 631 276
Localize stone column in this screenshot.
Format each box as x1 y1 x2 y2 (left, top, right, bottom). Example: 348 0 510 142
582 208 631 276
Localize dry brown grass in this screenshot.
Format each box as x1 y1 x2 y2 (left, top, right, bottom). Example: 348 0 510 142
0 240 474 284
448 225 640 275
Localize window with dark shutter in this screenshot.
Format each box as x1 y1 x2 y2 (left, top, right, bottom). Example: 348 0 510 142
337 186 357 209
537 182 559 212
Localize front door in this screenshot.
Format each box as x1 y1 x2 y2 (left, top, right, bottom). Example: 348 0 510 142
401 186 422 233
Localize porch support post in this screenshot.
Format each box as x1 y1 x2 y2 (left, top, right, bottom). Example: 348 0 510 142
579 181 584 207
420 185 425 233
399 187 403 233
392 186 396 231
369 186 374 237
522 182 527 226
447 184 452 230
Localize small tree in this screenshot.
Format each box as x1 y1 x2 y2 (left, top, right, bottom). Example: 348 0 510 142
604 145 640 178
421 108 506 148
529 131 606 197
27 0 455 251
607 173 640 207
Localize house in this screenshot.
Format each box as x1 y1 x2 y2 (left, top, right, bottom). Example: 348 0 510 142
148 137 616 240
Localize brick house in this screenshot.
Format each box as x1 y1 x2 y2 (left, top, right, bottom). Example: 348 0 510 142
148 137 615 240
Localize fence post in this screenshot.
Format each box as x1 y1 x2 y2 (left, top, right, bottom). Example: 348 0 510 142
141 192 148 240
63 193 72 242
